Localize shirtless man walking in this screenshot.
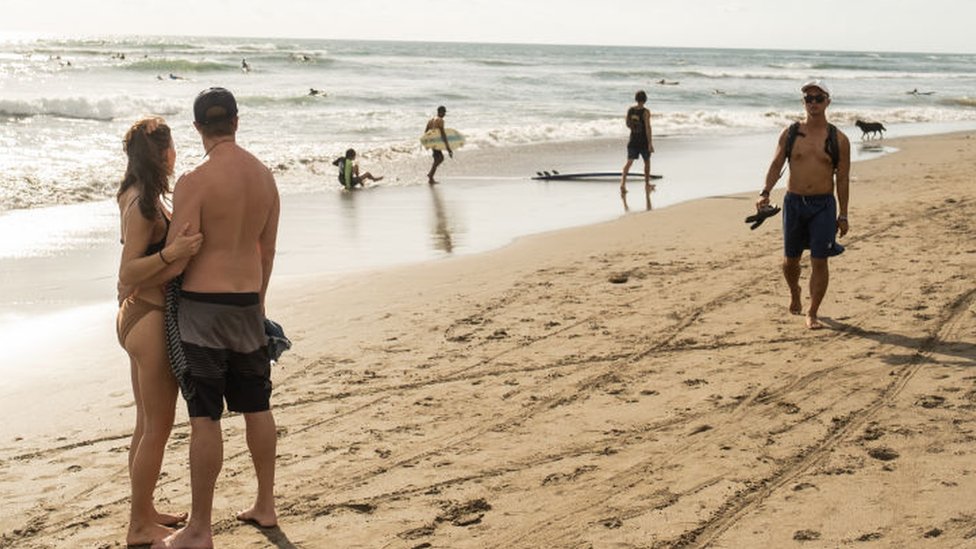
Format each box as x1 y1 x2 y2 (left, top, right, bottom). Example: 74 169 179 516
156 87 280 548
425 106 453 184
757 80 850 330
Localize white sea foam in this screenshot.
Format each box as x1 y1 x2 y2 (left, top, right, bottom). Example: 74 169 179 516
2 37 976 211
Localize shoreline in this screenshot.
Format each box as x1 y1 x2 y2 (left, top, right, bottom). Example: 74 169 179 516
2 130 974 547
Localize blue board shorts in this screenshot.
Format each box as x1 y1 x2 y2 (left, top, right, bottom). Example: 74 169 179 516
782 192 843 259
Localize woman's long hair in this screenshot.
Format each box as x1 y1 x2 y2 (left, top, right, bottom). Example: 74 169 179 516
117 117 172 220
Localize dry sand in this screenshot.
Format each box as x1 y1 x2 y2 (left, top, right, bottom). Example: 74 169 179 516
1 132 974 548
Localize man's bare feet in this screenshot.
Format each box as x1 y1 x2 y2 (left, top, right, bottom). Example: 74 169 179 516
152 525 213 549
237 507 277 529
127 522 172 547
789 291 802 315
806 314 823 330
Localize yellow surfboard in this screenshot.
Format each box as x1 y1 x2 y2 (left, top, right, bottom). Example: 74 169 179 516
420 128 465 151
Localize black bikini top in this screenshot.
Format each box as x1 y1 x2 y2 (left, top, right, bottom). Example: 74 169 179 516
144 217 170 256
120 197 170 256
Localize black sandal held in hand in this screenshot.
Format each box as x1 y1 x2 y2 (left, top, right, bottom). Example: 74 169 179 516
745 204 781 230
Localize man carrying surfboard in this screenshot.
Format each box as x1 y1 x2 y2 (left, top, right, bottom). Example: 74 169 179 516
425 106 453 184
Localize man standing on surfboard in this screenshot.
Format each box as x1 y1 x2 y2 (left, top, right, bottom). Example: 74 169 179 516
425 106 453 184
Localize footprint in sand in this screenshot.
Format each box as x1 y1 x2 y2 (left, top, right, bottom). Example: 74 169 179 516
916 395 946 409
793 529 821 541
436 498 492 527
867 447 900 461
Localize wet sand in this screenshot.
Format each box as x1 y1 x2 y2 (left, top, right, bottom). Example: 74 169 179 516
1 131 974 548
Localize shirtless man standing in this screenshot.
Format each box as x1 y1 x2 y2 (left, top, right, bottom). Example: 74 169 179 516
425 106 452 184
156 87 280 548
757 80 850 330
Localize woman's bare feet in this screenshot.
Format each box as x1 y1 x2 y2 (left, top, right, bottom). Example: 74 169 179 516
237 506 278 528
154 510 187 527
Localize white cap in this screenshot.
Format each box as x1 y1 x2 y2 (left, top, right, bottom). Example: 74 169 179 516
801 79 831 97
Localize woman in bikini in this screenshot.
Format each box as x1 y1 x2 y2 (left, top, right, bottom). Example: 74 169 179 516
116 117 203 546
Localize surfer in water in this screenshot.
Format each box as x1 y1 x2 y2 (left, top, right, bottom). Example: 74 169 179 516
620 90 655 194
332 148 382 189
425 106 453 185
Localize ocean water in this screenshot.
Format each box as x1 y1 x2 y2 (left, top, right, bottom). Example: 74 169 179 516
3 35 976 391
2 35 976 211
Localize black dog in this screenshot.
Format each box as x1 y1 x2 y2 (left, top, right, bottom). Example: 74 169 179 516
855 119 886 140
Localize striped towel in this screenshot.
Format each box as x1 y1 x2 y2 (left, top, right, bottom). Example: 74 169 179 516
164 275 195 401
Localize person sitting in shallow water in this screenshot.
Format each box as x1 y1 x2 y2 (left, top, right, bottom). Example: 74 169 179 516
332 148 382 189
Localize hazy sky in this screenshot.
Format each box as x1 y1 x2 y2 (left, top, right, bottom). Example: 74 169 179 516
3 0 973 53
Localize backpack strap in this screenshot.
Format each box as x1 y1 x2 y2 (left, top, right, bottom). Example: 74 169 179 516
783 122 801 163
826 123 839 171
785 121 840 171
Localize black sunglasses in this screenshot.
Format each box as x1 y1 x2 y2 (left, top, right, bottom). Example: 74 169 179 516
804 94 827 104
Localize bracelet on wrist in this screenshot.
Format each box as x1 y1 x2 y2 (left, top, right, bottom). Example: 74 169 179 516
159 249 173 265
837 215 848 221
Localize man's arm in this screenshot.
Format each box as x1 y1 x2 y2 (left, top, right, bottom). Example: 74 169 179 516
644 108 654 154
259 181 280 310
835 131 851 237
758 128 789 209
141 174 203 287
438 126 453 158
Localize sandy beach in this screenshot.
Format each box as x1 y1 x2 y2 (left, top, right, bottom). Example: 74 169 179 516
2 130 974 548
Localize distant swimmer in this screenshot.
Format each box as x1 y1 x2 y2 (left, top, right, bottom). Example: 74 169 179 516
241 58 251 73
657 79 679 86
308 88 326 96
908 88 935 96
713 89 726 95
168 73 185 80
332 148 382 189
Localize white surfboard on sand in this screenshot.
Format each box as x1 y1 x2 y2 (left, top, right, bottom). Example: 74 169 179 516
420 128 465 150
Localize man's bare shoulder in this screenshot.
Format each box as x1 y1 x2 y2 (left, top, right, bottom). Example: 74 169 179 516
174 168 203 193
834 127 851 145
